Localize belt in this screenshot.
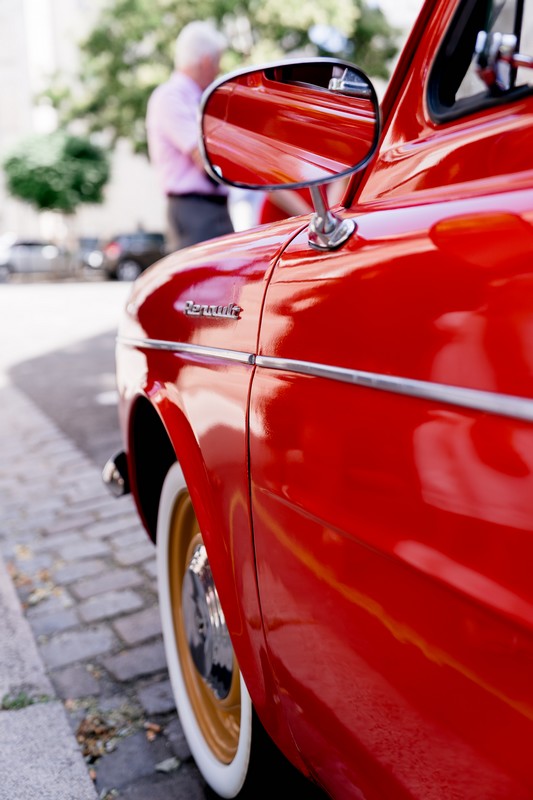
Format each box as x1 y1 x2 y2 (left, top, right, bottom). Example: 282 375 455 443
167 192 228 206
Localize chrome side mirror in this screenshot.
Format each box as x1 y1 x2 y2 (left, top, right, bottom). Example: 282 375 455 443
200 58 379 190
200 58 380 250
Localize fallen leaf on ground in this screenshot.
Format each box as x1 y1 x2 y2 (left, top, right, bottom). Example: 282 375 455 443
155 757 181 773
144 721 162 733
77 714 117 760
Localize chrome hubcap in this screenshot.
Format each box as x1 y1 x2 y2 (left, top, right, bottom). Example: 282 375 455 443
182 543 233 699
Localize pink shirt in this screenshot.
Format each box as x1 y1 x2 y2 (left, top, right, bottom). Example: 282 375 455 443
146 72 228 197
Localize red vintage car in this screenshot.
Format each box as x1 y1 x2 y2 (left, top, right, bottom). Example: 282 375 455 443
103 0 533 797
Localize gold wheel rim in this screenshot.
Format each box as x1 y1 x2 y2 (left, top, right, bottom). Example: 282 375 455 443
168 491 241 764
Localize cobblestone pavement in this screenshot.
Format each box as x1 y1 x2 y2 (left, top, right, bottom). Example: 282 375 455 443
0 381 214 800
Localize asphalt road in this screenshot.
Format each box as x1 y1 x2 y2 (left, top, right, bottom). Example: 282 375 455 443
0 276 131 471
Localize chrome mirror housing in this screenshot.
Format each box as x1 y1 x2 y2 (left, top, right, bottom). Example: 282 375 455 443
200 58 380 191
199 58 380 250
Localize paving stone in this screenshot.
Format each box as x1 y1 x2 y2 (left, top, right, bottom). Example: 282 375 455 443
113 605 162 645
163 717 192 761
36 439 79 457
138 679 176 716
112 766 208 800
40 624 118 668
79 589 145 623
64 491 115 510
15 464 56 481
112 530 149 550
11 581 37 606
0 508 24 525
17 478 58 495
52 558 106 584
97 693 139 713
102 640 168 682
114 542 156 566
52 451 93 471
94 730 175 792
5 541 39 562
1 514 56 537
44 513 97 535
9 551 53 571
0 476 21 493
16 496 64 515
51 663 102 699
31 532 83 552
85 515 142 540
71 568 145 599
59 538 111 560
25 496 67 514
0 508 26 527
29 607 80 637
6 545 34 564
142 559 158 579
25 587 74 617
96 497 139 520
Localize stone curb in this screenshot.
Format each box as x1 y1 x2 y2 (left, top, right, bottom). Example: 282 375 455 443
0 544 98 800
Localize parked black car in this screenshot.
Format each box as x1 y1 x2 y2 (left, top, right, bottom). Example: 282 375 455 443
101 232 166 281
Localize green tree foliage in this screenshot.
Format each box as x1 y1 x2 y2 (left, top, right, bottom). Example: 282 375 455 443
46 0 399 154
3 131 110 213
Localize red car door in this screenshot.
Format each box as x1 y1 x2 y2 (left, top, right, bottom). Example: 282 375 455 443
250 1 533 798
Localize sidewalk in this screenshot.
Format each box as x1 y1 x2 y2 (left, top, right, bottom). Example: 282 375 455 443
0 553 97 800
0 382 209 799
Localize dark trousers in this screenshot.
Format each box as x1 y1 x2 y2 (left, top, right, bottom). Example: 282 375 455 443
167 193 234 251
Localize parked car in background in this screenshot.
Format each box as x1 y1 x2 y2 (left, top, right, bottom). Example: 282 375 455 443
75 236 103 272
100 232 166 281
0 238 71 280
103 0 533 797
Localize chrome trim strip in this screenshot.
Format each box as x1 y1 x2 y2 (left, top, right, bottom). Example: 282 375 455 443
256 356 533 423
118 336 255 365
118 336 533 422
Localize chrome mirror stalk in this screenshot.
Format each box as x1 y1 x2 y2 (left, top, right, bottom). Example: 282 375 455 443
308 184 356 251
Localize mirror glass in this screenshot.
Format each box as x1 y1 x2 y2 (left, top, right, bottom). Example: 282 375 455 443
200 58 379 191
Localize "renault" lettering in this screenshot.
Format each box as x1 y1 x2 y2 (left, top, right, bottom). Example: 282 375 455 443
184 300 242 319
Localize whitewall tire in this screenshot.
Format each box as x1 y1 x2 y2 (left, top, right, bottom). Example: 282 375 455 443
157 462 253 798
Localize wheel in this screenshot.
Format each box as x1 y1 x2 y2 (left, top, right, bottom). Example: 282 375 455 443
157 462 328 798
157 462 253 798
116 259 142 281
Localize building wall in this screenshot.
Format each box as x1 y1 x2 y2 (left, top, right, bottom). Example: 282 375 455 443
0 0 39 238
0 0 166 245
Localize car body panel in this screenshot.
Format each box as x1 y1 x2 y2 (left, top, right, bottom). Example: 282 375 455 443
116 218 310 765
250 191 533 798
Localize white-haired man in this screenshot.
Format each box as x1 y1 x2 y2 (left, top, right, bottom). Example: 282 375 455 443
146 21 234 251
